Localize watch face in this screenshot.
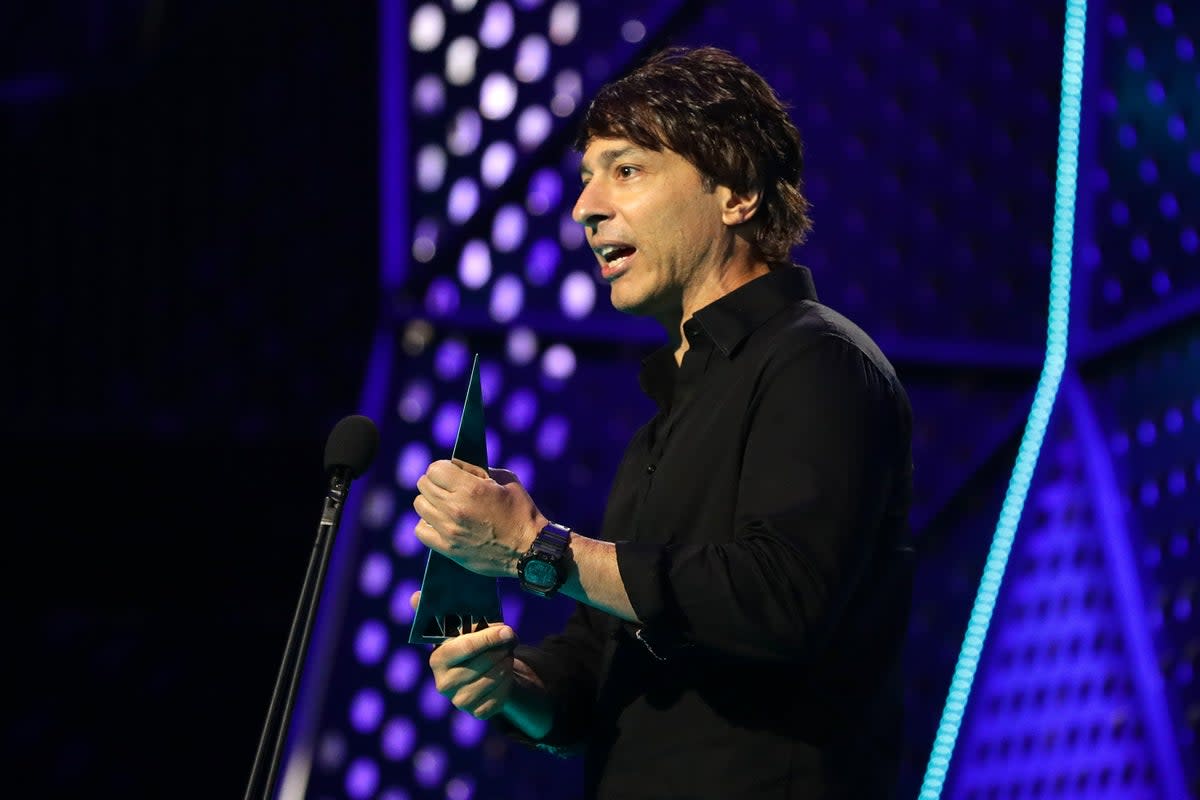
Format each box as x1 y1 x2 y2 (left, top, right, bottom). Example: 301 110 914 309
524 559 557 588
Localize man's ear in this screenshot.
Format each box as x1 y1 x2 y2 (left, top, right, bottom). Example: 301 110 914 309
720 186 762 227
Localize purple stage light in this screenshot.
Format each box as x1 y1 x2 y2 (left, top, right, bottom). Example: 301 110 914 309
480 73 518 120
345 757 380 800
410 4 446 52
425 276 460 317
1152 271 1171 296
541 344 575 381
359 552 393 597
435 338 471 381
1131 235 1150 262
452 713 487 747
526 167 562 215
398 379 434 423
1167 114 1185 140
1178 36 1194 60
515 34 550 82
503 388 538 432
549 1 580 45
560 271 596 318
448 108 483 156
350 688 386 733
480 360 502 407
413 746 449 789
448 177 480 224
391 510 422 555
1154 2 1173 27
506 327 539 365
355 619 389 665
390 578 422 623
433 401 462 448
486 428 502 466
446 37 479 86
501 592 525 629
516 105 552 150
379 790 412 800
492 205 528 252
446 776 476 800
506 453 535 491
1159 193 1178 219
381 716 418 760
419 679 451 719
413 218 439 263
481 141 516 187
525 238 560 285
417 145 447 192
559 213 585 249
458 239 491 288
479 2 515 49
386 648 422 694
317 731 347 772
621 19 646 43
396 442 432 488
537 414 569 460
490 275 525 323
360 488 396 529
413 74 446 116
1180 227 1198 254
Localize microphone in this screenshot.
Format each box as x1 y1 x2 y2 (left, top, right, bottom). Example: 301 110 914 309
245 414 380 800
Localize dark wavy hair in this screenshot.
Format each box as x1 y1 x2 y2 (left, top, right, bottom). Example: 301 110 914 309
574 46 813 263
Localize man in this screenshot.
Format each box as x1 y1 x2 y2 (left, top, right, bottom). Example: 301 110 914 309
412 47 914 799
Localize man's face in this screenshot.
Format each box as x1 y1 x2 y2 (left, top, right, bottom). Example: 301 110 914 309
573 137 733 319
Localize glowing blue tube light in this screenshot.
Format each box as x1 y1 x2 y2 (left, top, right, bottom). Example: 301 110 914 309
918 1 1087 796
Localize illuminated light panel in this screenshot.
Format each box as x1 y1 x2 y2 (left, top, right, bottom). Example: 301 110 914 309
503 388 539 431
492 204 528 252
359 488 396 528
409 4 446 52
381 716 418 760
354 619 388 664
918 0 1086 796
349 687 385 733
559 212 585 249
446 775 476 800
506 453 536 490
424 276 460 317
433 338 471 380
358 552 392 596
515 34 551 82
392 514 424 558
479 1 515 49
506 326 539 364
385 648 421 693
526 166 563 214
621 19 646 43
345 757 379 800
541 343 576 380
479 360 502 405
396 441 431 488
397 379 434 422
525 238 560 285
317 731 347 771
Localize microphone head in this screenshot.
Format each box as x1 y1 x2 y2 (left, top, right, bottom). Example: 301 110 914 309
324 414 380 478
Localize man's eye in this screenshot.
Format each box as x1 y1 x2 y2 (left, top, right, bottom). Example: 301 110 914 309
617 166 637 178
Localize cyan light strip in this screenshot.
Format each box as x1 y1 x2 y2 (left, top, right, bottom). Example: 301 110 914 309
918 1 1087 796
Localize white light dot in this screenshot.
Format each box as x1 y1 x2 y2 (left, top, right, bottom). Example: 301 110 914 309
416 145 447 192
410 5 446 52
553 69 581 101
490 275 525 323
412 217 439 264
317 731 347 771
550 94 576 117
479 72 518 120
541 343 575 380
515 34 550 82
413 74 445 116
398 379 433 422
560 271 595 318
516 105 553 150
445 37 479 86
621 19 645 43
447 108 482 156
481 141 517 188
492 204 527 252
451 0 478 10
446 776 475 800
448 177 480 224
549 1 580 45
506 327 538 365
479 2 515 48
458 240 492 289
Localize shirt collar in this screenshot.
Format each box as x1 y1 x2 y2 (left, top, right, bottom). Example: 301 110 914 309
638 265 819 407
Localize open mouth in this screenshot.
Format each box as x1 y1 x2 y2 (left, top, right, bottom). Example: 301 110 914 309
596 244 636 277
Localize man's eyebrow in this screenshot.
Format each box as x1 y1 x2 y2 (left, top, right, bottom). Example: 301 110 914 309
579 146 643 176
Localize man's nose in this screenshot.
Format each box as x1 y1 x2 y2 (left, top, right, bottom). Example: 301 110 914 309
572 181 611 229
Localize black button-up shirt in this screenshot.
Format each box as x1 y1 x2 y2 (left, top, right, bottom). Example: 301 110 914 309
514 266 914 799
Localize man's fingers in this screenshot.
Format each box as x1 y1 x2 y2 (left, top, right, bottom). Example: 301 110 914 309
431 624 516 668
488 467 519 486
450 458 491 480
409 590 421 611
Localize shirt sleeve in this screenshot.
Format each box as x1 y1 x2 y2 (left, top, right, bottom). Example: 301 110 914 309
490 599 609 752
615 333 905 663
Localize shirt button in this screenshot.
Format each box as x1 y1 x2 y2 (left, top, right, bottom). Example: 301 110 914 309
645 464 656 474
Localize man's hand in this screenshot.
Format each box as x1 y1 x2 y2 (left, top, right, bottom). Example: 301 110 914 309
411 591 519 720
413 459 548 578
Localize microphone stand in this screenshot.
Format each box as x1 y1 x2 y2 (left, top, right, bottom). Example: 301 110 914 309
243 467 352 800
